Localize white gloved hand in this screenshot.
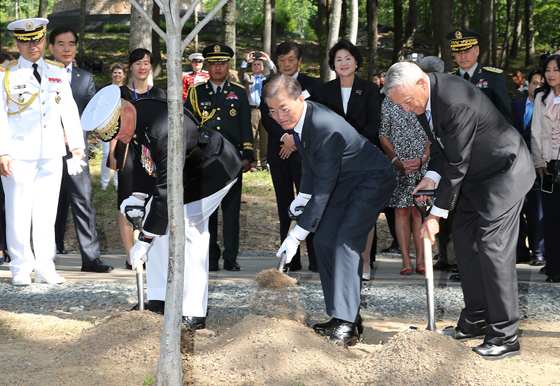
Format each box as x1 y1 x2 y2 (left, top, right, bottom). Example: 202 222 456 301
289 192 312 217
120 195 145 215
130 238 153 270
276 225 310 263
66 158 87 176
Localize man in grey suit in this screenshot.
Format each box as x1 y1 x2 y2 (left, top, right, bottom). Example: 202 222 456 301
263 75 396 347
49 26 113 273
386 62 534 360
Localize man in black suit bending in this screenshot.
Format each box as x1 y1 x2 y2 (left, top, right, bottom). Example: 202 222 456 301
263 75 396 347
260 41 319 272
386 62 534 360
49 26 113 273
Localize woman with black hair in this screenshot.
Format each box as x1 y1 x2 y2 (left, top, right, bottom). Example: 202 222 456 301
531 54 560 283
316 40 382 280
114 48 166 269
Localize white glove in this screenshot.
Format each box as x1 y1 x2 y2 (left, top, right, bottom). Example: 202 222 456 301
130 238 153 270
120 195 145 215
289 192 312 217
276 225 310 264
66 158 87 176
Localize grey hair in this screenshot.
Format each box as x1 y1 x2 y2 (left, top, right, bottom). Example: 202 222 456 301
419 56 445 73
384 62 427 97
262 74 302 103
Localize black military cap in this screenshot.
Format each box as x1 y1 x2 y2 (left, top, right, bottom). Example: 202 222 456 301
446 30 482 52
202 44 234 62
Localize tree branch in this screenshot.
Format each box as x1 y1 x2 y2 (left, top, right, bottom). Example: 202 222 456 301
181 0 230 51
181 0 202 25
129 0 167 40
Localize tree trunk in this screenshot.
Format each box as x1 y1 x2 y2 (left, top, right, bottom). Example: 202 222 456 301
499 0 512 68
152 3 163 78
194 9 199 52
341 0 347 39
510 0 522 59
318 0 329 82
392 0 404 64
439 0 452 72
222 0 236 65
462 0 469 29
431 0 440 57
524 0 535 66
348 0 358 44
325 0 342 81
77 0 86 67
126 0 230 383
404 0 418 49
263 0 272 54
38 0 48 18
479 0 492 66
271 0 276 54
367 0 379 79
492 0 497 66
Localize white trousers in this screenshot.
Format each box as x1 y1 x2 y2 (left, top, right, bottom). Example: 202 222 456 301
2 158 63 276
145 178 236 317
100 141 118 187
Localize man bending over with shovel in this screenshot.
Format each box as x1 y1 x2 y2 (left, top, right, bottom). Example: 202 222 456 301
264 75 396 347
81 85 242 329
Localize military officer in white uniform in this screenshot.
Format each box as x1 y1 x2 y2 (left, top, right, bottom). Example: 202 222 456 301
0 18 86 286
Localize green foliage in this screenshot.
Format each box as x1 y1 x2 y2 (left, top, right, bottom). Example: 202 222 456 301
142 376 154 385
534 0 560 51
200 33 219 43
103 24 130 33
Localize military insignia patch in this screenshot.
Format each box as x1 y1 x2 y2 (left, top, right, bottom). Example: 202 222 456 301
214 45 221 53
230 109 237 116
455 31 462 39
55 92 62 104
226 93 238 100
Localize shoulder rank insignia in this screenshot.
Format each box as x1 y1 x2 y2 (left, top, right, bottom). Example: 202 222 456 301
0 60 18 72
230 81 245 89
44 59 65 68
483 66 503 74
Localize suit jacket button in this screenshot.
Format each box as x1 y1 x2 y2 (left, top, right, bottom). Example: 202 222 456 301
217 117 221 120
217 127 220 130
43 113 46 116
43 124 46 128
217 108 221 111
42 101 45 105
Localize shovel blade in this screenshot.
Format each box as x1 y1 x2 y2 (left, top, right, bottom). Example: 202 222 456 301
277 252 287 272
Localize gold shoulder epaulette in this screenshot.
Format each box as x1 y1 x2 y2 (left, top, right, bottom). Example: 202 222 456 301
0 60 18 72
230 81 245 89
191 82 205 88
483 66 503 74
45 59 65 68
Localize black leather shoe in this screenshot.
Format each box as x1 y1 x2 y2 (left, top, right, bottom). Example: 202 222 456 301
433 261 452 271
209 260 220 271
329 320 359 348
125 261 132 270
546 275 560 283
381 246 401 254
540 265 546 275
182 316 206 330
449 274 461 282
455 326 487 341
223 260 240 271
283 262 302 272
313 315 363 336
472 335 520 360
516 255 531 264
132 300 165 314
57 246 68 254
530 256 546 266
82 258 114 273
309 264 319 273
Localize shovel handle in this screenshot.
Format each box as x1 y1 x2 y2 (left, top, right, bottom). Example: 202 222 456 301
277 252 287 272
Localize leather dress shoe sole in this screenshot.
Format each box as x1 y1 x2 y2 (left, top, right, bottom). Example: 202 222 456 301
182 316 206 330
473 336 521 360
449 274 460 282
442 326 487 341
433 261 451 271
223 261 240 271
530 257 546 266
81 258 114 273
309 265 319 273
329 321 360 348
313 315 364 336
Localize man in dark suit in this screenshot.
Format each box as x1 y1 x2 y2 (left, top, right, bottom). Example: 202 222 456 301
260 41 319 272
386 62 534 360
49 26 113 273
264 75 396 347
511 69 545 266
82 87 242 329
184 44 253 272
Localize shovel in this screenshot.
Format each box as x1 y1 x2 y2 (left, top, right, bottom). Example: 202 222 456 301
277 206 305 282
125 205 146 311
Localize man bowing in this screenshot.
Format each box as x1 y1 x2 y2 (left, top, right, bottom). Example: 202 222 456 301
263 75 395 347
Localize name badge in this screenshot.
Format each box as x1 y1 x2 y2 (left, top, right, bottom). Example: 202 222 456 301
302 90 311 99
200 102 212 107
554 96 560 105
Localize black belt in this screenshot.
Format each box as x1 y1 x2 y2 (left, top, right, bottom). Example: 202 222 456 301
250 105 260 109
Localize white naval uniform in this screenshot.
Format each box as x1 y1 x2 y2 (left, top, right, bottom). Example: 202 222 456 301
0 56 85 277
144 179 235 317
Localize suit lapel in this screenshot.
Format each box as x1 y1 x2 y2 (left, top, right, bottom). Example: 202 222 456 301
346 76 363 118
299 103 314 162
470 63 483 86
331 77 345 116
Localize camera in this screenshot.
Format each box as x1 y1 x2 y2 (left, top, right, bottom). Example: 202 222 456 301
253 52 262 59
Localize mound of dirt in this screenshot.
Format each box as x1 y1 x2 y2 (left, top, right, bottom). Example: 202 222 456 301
255 268 297 289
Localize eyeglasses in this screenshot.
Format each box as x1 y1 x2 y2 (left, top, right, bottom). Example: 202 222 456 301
268 100 297 118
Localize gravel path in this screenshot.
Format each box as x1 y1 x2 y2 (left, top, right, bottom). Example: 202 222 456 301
1 281 559 323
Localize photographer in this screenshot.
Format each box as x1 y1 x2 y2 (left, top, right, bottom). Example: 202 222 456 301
238 51 276 171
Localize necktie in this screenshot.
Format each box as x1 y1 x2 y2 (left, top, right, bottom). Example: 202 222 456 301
67 67 72 85
293 132 304 155
254 75 262 105
32 63 41 84
463 72 470 82
524 102 533 130
426 109 434 136
214 85 221 104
